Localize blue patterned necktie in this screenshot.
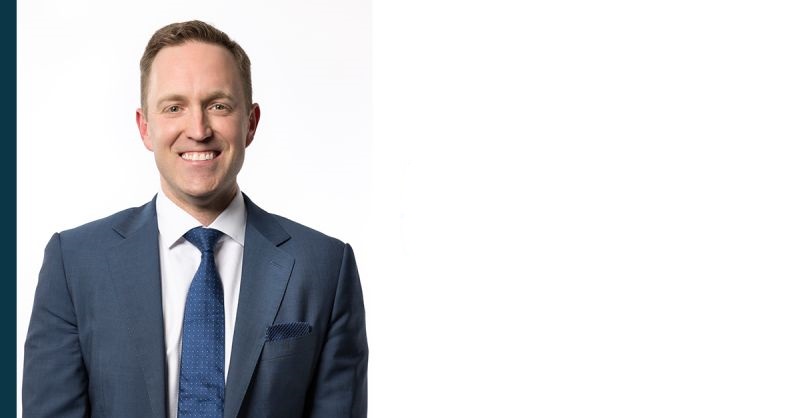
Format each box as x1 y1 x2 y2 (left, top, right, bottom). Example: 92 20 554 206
179 227 225 417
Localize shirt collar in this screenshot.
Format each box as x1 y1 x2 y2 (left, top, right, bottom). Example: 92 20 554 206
156 191 247 248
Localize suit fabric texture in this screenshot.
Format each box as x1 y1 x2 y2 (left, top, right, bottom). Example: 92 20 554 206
23 195 368 418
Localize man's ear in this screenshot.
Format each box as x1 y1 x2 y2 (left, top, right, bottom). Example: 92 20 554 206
245 103 261 147
136 108 154 151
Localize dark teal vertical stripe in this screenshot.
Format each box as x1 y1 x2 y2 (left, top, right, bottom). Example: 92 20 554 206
5 1 17 415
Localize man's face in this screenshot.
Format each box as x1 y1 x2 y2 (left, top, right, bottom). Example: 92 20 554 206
136 41 259 211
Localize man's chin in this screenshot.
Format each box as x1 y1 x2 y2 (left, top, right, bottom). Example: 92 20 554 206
162 184 233 208
182 186 238 208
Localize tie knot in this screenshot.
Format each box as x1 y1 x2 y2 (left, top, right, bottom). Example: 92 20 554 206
183 227 223 253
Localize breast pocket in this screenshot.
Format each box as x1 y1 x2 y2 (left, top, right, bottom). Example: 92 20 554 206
261 329 317 361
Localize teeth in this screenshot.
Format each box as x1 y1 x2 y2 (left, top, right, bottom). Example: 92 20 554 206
181 152 216 161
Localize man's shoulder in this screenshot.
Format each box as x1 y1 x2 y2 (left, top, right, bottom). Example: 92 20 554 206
261 212 352 269
243 197 347 259
271 213 343 246
58 199 155 245
243 194 344 247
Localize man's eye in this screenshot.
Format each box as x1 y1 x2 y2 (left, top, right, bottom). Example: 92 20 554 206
211 104 229 111
166 105 180 113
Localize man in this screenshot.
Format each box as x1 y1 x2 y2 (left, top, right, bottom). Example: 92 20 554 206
23 20 367 418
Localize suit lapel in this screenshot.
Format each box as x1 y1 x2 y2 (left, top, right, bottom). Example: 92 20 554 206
107 199 167 418
225 196 294 418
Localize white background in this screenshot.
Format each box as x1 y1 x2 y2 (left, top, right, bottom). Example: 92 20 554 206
19 0 800 417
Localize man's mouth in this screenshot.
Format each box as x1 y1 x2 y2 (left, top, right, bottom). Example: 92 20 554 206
180 151 219 161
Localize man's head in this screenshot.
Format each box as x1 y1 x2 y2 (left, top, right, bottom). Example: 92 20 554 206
136 21 260 223
139 20 253 112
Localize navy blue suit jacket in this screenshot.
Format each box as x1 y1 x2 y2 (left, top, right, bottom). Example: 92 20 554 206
23 195 368 417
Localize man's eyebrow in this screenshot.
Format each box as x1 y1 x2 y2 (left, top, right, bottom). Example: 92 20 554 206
204 91 237 104
154 91 237 108
155 94 186 109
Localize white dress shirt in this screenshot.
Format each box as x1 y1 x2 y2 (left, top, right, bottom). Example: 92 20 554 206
156 191 246 418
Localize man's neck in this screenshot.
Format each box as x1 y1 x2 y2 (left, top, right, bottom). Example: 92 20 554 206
161 187 239 227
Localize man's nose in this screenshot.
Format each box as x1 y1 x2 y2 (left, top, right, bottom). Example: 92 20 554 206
186 109 212 141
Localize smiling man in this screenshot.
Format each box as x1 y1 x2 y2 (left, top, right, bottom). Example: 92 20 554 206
23 21 367 418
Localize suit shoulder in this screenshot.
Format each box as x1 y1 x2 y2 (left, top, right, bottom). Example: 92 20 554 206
57 201 154 245
270 213 346 248
243 195 347 249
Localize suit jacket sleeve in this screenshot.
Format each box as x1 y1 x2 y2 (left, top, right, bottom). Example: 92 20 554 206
305 243 368 418
23 233 90 417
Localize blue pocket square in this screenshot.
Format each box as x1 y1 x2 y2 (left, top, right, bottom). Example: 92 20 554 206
266 322 312 342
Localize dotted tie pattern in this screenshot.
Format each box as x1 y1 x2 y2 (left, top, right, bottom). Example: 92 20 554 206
178 227 225 418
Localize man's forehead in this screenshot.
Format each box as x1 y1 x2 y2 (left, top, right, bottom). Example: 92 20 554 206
151 41 236 68
147 42 242 94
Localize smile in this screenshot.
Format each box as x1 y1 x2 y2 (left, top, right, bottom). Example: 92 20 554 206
180 151 219 161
